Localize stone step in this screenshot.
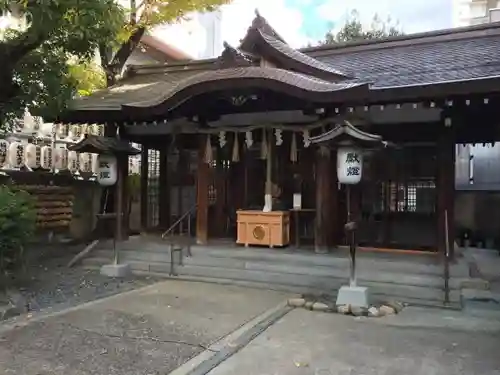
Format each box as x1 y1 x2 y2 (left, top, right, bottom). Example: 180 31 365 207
89 248 461 289
175 264 461 304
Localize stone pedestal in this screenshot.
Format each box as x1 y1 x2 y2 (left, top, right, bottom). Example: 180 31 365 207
336 285 370 308
100 263 131 278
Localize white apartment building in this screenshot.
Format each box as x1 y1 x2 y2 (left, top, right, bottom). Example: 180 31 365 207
453 0 500 27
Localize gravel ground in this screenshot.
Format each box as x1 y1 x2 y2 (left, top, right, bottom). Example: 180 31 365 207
3 249 161 315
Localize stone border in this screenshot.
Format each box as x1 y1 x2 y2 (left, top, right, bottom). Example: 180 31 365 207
287 297 406 317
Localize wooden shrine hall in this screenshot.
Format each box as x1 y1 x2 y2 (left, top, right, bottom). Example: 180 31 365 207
57 11 500 257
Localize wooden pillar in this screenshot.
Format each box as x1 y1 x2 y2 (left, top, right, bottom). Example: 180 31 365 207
159 147 170 229
196 136 209 245
140 144 149 231
115 154 129 242
315 145 331 253
437 118 455 257
328 150 340 248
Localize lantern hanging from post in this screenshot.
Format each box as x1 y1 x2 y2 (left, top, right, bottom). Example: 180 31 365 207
79 152 92 172
54 147 68 170
68 150 79 173
0 140 9 168
97 154 117 186
40 145 54 170
337 147 363 185
8 141 25 168
25 143 41 169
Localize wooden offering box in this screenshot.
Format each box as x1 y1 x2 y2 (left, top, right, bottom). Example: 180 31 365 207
236 210 290 248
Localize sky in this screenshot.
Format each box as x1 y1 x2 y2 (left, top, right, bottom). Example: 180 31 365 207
157 0 454 57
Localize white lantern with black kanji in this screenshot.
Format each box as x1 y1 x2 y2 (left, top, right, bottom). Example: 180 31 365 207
79 152 92 172
41 145 54 169
97 154 117 186
25 143 41 169
8 141 25 168
337 147 363 185
0 140 9 167
68 151 79 173
54 147 68 170
91 153 99 174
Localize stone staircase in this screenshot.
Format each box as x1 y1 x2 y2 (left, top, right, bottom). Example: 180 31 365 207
83 236 469 308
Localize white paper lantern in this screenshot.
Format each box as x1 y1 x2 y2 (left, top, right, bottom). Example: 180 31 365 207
54 147 68 170
41 145 54 169
79 152 92 172
8 142 25 168
91 153 99 174
68 151 79 173
337 147 363 185
25 143 41 169
22 109 36 133
0 140 9 167
97 154 117 186
57 123 69 138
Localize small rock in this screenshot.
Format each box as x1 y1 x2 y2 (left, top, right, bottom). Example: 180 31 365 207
384 301 404 314
337 304 351 314
0 306 22 321
379 305 396 316
351 306 368 316
287 298 306 308
311 302 330 312
304 301 314 310
368 306 380 317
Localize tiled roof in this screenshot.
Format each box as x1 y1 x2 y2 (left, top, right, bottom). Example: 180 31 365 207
68 135 140 155
259 31 350 79
70 69 199 111
125 66 367 109
305 32 500 88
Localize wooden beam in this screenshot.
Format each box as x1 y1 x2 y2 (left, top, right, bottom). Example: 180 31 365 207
159 146 170 229
437 120 455 257
196 135 209 245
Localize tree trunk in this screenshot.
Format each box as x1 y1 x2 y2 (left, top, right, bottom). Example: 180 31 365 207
102 26 146 87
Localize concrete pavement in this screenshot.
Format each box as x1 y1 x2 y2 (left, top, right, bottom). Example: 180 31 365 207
207 307 500 375
0 280 290 375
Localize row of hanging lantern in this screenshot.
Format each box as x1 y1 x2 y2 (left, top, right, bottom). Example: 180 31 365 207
203 128 313 164
0 139 100 173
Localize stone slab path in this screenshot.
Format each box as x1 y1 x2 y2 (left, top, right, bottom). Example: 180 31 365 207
0 280 290 375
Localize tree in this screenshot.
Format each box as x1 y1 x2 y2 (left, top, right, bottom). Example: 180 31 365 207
0 0 125 124
101 0 232 87
322 10 403 44
0 0 231 125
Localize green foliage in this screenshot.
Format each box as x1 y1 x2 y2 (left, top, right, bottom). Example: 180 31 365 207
68 59 106 97
0 0 125 123
323 10 404 45
0 185 36 273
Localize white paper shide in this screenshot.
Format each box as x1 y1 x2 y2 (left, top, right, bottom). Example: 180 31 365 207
337 147 362 184
97 154 117 186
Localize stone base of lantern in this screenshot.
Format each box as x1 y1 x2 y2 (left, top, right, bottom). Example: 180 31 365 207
336 285 370 308
100 263 131 278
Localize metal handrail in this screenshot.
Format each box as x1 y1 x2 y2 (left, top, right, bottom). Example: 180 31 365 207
161 204 197 239
161 204 196 276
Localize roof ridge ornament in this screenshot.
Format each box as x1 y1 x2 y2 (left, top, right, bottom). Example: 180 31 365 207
215 41 255 68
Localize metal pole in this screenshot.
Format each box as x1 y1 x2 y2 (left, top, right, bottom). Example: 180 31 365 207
444 209 450 305
347 185 356 287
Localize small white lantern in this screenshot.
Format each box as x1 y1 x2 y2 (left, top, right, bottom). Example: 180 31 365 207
337 147 363 185
41 145 54 169
54 147 68 170
8 142 25 168
91 153 99 174
97 154 117 186
79 152 92 172
25 143 41 169
68 151 79 173
0 140 9 167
